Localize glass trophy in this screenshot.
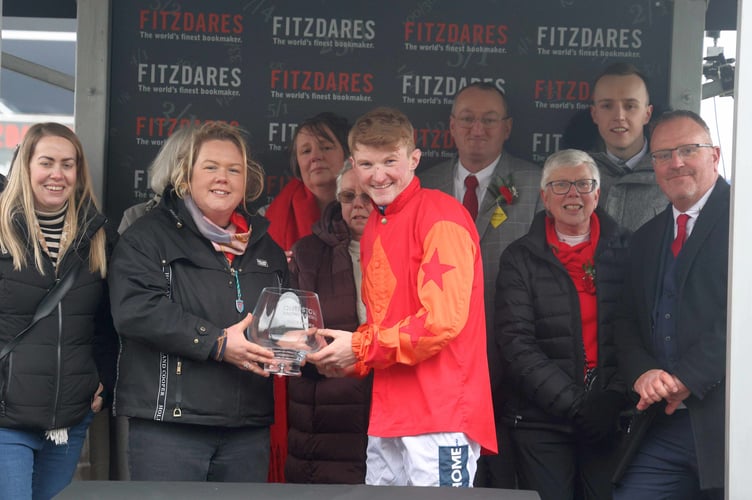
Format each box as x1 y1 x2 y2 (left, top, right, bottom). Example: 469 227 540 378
246 287 326 376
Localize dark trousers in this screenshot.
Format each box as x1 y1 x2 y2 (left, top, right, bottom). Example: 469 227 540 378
613 410 723 500
474 423 517 488
511 426 619 500
128 418 270 482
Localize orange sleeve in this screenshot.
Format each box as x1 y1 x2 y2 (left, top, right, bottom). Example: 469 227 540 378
356 220 478 369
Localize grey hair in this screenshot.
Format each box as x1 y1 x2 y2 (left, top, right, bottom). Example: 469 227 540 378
335 158 354 197
149 126 194 194
541 149 600 189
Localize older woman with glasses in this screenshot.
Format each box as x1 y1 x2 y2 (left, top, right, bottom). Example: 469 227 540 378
285 161 373 484
494 149 631 500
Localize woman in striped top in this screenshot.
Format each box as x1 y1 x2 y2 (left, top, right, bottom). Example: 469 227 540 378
0 122 116 500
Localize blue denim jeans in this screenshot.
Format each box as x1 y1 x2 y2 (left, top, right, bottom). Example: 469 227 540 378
0 410 94 500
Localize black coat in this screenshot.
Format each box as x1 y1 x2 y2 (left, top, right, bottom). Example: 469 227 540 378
0 209 117 431
495 208 630 431
110 191 288 427
615 178 729 489
286 202 371 484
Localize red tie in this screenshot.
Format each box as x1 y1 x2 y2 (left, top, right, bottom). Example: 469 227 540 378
463 175 479 220
671 213 690 257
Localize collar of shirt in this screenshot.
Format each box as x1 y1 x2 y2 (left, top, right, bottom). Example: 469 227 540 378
672 182 716 238
454 154 501 205
606 138 649 170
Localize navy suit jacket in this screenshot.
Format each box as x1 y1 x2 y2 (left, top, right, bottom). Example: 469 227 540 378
615 177 729 489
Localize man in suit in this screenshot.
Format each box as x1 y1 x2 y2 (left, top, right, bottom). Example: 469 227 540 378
419 82 542 488
589 62 667 231
614 110 728 499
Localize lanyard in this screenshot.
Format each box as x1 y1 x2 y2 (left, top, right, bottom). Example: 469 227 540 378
231 268 244 313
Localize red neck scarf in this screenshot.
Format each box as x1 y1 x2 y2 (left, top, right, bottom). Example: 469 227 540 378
545 213 600 373
265 178 320 250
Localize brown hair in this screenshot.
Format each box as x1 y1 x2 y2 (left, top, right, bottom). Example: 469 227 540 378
289 112 350 178
348 107 416 153
649 109 711 138
593 62 651 104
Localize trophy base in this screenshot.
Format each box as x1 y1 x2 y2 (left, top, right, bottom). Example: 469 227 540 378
264 348 307 376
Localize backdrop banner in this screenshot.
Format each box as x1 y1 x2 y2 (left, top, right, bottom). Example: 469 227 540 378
106 0 672 222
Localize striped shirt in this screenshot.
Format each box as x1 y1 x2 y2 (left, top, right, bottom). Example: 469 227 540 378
36 205 67 266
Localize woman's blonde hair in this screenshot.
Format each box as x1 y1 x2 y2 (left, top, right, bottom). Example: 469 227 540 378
171 121 265 205
0 122 107 276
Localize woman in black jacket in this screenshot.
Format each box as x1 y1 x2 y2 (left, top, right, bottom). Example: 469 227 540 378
0 122 116 499
109 122 287 482
495 149 631 500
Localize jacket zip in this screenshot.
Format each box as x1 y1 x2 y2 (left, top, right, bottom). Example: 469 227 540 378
169 256 236 419
513 414 523 428
173 357 183 417
0 353 11 416
113 335 123 416
51 301 63 429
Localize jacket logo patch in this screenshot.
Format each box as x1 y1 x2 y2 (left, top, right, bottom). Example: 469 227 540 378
256 259 269 268
154 352 169 421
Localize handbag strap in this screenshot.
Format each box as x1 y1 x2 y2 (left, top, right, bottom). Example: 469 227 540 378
0 260 83 361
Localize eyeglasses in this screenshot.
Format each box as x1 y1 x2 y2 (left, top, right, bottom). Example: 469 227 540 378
545 179 598 195
337 191 371 204
650 143 714 164
452 114 509 129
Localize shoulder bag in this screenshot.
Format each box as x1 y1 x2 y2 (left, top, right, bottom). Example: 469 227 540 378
0 260 82 361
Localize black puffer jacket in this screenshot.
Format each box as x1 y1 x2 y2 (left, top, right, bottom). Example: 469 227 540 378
494 208 629 431
286 202 371 484
110 191 287 427
0 209 117 431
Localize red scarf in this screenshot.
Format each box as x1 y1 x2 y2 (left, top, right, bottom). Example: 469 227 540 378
545 214 600 375
222 212 249 265
265 178 320 250
263 178 321 483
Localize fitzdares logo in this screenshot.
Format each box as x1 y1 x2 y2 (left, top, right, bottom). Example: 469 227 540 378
138 10 243 43
270 69 374 103
536 26 642 58
405 22 507 45
271 16 376 50
403 22 509 55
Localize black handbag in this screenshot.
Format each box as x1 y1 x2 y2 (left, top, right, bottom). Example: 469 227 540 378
0 260 82 361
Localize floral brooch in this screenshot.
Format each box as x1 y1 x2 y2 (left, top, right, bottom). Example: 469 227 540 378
487 174 519 206
582 260 596 294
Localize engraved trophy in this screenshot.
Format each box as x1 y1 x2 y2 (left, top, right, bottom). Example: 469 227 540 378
246 287 326 376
